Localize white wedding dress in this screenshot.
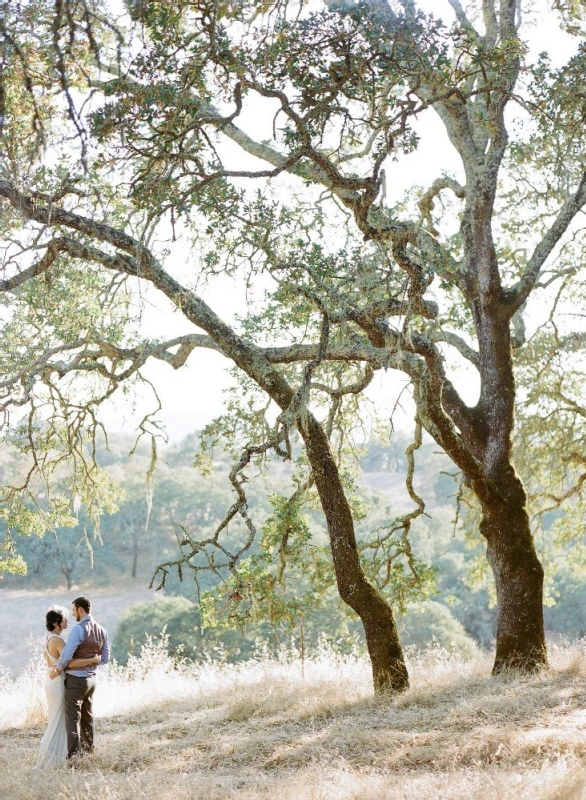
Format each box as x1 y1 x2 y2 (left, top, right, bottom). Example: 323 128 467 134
35 634 67 769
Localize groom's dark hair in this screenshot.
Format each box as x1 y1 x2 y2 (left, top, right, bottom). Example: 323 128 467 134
72 596 91 613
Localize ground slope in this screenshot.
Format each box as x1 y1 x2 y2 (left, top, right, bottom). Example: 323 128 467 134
2 645 586 799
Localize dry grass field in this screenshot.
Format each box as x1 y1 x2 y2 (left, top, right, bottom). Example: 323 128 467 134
3 638 586 799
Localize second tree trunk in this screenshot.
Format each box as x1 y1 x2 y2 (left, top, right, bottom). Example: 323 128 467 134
481 493 547 673
302 415 409 693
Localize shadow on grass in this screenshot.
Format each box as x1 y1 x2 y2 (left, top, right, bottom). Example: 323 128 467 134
3 660 584 779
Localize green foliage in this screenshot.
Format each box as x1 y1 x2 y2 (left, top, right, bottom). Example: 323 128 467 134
5 0 586 676
115 588 478 665
113 596 202 664
0 536 27 575
544 567 586 639
200 492 333 629
398 601 478 657
359 435 410 473
551 0 586 34
433 549 496 647
113 591 367 665
0 239 131 566
9 428 586 651
0 460 124 575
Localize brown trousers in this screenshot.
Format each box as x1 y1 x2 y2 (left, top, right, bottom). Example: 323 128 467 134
64 674 97 759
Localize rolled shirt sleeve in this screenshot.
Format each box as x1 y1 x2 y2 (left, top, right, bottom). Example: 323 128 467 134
100 632 110 666
56 624 84 671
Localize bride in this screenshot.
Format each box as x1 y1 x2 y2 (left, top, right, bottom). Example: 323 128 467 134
35 605 101 768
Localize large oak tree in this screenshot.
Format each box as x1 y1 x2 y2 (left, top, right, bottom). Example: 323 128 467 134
2 0 586 688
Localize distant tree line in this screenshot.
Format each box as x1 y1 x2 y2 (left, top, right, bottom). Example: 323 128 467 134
4 433 586 663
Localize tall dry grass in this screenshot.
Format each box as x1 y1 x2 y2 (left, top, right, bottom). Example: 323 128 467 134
2 636 586 799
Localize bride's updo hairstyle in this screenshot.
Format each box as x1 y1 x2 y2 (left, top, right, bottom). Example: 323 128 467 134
46 610 64 632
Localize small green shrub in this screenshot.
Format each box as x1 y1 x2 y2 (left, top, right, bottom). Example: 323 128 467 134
113 596 203 664
399 601 479 657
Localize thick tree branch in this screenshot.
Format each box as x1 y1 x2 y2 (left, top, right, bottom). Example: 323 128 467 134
0 180 147 262
507 170 586 313
418 177 466 235
430 329 480 369
499 0 518 38
482 0 499 46
447 0 477 34
179 94 362 206
0 178 482 496
333 296 439 325
0 234 139 289
0 241 63 290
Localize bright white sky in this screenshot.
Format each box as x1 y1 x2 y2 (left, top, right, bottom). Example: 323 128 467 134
98 0 580 442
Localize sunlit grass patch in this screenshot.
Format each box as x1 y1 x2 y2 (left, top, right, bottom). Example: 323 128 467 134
2 636 586 799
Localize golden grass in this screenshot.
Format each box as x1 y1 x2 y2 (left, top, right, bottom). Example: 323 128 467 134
3 639 586 799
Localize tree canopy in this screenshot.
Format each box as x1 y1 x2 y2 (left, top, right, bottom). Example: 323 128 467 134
2 0 586 690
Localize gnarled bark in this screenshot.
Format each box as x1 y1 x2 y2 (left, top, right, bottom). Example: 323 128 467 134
303 416 409 693
480 484 547 673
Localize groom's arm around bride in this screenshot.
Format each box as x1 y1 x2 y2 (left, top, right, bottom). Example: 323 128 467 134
51 596 109 760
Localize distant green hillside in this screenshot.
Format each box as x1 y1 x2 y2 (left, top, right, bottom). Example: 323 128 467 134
3 432 586 658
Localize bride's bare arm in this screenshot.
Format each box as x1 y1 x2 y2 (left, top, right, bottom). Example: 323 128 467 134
47 636 99 667
47 636 64 660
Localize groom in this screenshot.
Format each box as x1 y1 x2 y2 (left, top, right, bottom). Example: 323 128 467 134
50 596 110 760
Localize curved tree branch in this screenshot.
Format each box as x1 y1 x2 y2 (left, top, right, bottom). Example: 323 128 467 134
507 169 586 313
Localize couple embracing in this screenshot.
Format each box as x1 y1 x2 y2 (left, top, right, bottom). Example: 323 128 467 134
36 596 110 769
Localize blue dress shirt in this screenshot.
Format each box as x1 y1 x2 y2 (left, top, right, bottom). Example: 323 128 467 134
56 615 110 677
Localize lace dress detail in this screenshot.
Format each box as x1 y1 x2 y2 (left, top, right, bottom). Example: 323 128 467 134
35 634 67 768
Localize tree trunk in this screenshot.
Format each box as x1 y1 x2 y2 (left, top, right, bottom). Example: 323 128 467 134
302 416 409 694
481 491 547 673
131 532 139 579
62 567 73 591
471 299 548 674
150 274 410 693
